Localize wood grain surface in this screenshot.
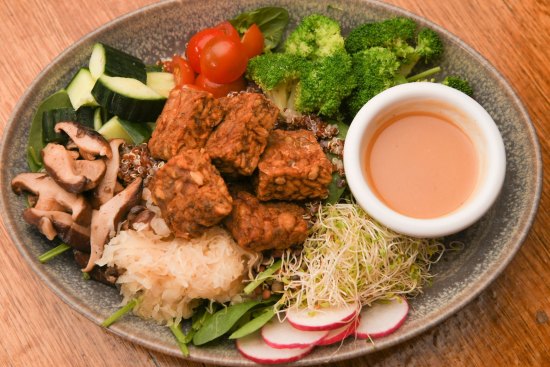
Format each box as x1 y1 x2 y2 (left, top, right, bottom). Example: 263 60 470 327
0 0 548 366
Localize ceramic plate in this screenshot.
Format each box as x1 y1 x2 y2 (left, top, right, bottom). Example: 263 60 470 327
0 0 541 365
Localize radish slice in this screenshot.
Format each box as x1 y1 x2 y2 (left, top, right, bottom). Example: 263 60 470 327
236 331 313 364
286 303 359 331
316 317 359 346
262 318 328 349
355 297 409 339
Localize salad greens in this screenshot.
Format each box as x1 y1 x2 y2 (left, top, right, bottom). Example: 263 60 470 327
27 90 72 172
192 300 262 345
38 243 71 263
230 7 290 52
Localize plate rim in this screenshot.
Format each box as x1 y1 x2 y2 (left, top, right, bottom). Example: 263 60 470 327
0 0 542 365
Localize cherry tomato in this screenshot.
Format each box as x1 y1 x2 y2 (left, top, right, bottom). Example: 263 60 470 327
215 21 241 43
168 55 195 87
200 35 248 84
241 24 264 58
186 28 225 73
195 73 246 98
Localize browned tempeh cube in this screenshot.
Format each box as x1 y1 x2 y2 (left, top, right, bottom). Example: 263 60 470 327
255 129 333 201
149 149 232 238
206 93 278 176
148 88 224 160
224 190 308 252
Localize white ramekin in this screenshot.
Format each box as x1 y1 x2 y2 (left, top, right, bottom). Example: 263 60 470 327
344 82 506 238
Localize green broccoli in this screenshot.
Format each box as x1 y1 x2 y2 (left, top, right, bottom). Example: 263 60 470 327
295 50 356 117
284 14 345 59
246 53 307 111
344 17 416 55
442 76 473 96
344 47 406 117
399 28 444 76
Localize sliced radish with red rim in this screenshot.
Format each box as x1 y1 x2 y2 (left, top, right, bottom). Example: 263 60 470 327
261 318 328 349
316 317 359 346
236 331 313 364
355 297 409 339
286 302 359 331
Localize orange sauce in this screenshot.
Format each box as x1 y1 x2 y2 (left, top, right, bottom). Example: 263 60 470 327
364 112 478 219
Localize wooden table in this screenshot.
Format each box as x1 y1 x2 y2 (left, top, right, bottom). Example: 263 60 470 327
1 0 548 366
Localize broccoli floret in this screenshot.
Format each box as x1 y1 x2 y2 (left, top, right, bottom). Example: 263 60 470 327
295 50 356 117
246 53 307 111
442 76 473 96
284 14 345 59
399 28 444 76
344 17 416 55
344 47 406 117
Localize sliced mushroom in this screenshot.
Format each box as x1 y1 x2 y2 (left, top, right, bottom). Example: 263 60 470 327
11 172 91 225
92 139 125 208
23 208 90 252
42 143 106 193
55 121 112 160
83 177 143 272
73 250 119 286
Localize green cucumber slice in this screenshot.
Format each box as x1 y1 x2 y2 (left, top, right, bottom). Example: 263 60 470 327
92 75 166 123
146 72 175 98
42 108 75 144
98 116 152 144
93 107 103 130
66 68 99 109
89 43 147 82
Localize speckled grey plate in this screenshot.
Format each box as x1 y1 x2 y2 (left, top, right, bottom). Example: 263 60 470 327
0 0 542 365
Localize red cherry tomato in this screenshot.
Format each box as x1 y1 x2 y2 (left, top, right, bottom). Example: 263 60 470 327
195 73 246 98
241 24 264 58
200 35 248 84
168 55 195 87
186 28 225 73
215 21 241 43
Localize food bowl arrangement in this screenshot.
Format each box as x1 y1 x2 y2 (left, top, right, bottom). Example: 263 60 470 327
0 0 541 366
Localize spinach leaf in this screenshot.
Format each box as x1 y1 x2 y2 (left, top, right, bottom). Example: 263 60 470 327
26 89 72 171
230 7 289 52
192 300 261 345
229 307 276 339
243 259 281 294
325 120 349 204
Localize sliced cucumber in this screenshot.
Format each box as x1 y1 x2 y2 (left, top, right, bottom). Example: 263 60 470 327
66 68 99 109
76 106 95 128
93 108 103 130
42 106 95 143
42 108 75 144
98 116 152 144
92 75 166 123
145 64 163 72
146 72 175 98
89 43 147 82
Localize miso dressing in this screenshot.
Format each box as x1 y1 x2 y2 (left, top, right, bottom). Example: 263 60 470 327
364 111 478 219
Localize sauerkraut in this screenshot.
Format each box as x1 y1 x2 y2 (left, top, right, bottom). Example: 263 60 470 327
97 226 257 325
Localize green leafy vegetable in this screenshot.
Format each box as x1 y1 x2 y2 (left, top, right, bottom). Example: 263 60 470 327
102 298 139 327
38 243 71 263
192 300 261 345
243 260 282 294
230 7 289 52
27 90 72 171
169 321 190 357
229 308 276 339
